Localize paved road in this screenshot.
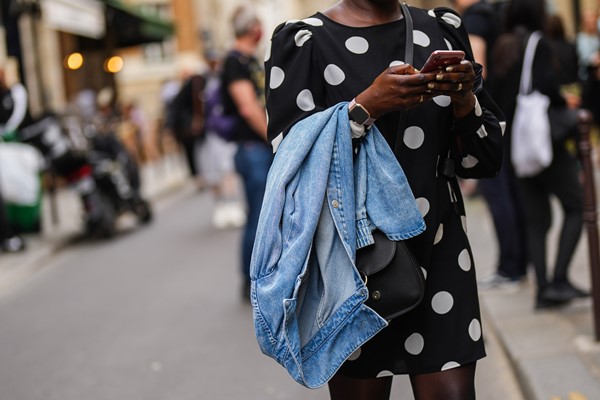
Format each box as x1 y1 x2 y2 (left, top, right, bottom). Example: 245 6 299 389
0 187 524 400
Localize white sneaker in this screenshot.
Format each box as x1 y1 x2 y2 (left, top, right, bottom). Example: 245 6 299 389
224 202 246 228
212 203 229 229
212 202 246 229
478 273 522 292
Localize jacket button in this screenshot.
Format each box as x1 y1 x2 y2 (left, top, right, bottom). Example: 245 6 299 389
372 291 381 301
332 200 339 208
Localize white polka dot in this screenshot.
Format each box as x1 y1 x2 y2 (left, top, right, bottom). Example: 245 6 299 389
414 30 431 47
377 370 394 378
477 125 489 139
285 19 300 25
500 121 507 136
416 197 430 217
404 333 425 355
269 67 285 89
296 89 315 111
403 126 425 149
432 291 454 314
469 319 482 341
421 267 427 280
294 29 312 47
433 95 451 107
445 39 453 50
271 132 284 153
324 64 345 86
442 13 462 28
441 361 461 371
434 224 444 245
264 41 272 62
474 96 482 116
461 155 479 169
428 9 436 18
302 17 323 26
345 36 369 54
348 347 362 361
461 215 468 233
389 60 405 67
458 249 471 271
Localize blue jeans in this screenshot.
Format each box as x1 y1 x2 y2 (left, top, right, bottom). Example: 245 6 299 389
234 141 273 284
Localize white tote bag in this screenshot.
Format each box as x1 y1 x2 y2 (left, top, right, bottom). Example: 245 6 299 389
511 31 553 178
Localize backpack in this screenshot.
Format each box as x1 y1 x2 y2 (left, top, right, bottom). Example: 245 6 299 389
204 78 238 141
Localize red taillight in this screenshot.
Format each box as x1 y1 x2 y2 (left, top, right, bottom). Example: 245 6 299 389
66 165 92 182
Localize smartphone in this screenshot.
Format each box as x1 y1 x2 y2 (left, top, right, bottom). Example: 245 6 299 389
420 50 465 73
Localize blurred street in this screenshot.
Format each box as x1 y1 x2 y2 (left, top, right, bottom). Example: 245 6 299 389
0 172 525 400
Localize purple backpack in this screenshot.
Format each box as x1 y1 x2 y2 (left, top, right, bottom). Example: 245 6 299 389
204 79 238 141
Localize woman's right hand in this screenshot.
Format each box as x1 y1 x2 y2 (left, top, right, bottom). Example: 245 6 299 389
355 64 437 119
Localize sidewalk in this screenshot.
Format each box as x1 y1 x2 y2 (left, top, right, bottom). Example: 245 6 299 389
467 194 600 400
0 153 190 294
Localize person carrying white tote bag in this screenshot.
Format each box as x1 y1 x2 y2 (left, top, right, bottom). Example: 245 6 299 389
511 31 553 178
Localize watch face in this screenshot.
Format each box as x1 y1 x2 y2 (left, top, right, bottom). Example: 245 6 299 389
350 104 370 124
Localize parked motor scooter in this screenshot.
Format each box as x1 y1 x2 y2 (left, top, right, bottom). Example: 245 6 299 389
18 113 152 238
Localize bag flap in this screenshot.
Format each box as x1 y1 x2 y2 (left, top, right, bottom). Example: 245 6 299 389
356 230 396 276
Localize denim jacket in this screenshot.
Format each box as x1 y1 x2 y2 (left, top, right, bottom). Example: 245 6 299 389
250 103 426 388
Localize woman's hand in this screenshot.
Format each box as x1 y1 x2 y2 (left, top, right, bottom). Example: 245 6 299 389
423 60 476 119
355 61 477 120
354 64 436 119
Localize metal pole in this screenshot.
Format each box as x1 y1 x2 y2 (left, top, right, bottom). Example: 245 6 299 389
577 109 600 341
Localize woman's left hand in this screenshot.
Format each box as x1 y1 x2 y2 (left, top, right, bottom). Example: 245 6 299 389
422 60 476 119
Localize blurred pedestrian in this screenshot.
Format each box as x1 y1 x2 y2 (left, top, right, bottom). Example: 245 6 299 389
491 0 588 309
578 10 600 124
167 67 206 187
451 0 528 290
199 50 246 229
221 5 271 300
547 14 582 111
264 0 503 398
0 66 29 251
0 66 28 140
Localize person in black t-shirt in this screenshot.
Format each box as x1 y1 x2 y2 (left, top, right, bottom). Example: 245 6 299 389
221 5 272 301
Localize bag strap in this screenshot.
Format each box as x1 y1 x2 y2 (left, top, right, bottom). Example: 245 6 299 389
393 2 413 155
519 31 542 95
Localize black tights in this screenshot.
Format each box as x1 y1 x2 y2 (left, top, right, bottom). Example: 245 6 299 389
328 362 476 400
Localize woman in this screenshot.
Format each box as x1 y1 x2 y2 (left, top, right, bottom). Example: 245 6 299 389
491 0 587 310
264 1 503 398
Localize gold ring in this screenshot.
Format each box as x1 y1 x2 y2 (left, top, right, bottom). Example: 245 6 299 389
419 94 424 103
457 83 463 91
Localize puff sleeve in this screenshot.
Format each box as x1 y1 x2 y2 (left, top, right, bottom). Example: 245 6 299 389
265 21 327 150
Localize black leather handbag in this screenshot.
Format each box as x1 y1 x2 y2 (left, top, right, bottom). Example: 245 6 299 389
356 230 425 320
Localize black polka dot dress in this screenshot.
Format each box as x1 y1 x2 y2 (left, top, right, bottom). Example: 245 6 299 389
265 6 504 377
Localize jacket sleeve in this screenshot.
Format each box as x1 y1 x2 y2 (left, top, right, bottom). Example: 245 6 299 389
434 7 505 179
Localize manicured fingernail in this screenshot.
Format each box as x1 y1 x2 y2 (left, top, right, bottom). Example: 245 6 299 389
427 82 435 90
436 73 444 81
445 66 454 72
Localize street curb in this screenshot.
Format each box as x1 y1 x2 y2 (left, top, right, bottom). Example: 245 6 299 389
480 288 600 400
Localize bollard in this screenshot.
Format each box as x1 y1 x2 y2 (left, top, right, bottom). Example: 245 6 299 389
577 109 600 341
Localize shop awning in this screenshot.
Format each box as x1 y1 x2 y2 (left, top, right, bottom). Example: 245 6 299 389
102 0 174 47
42 0 106 39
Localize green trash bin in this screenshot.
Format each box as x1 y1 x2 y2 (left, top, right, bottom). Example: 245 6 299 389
4 177 43 234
